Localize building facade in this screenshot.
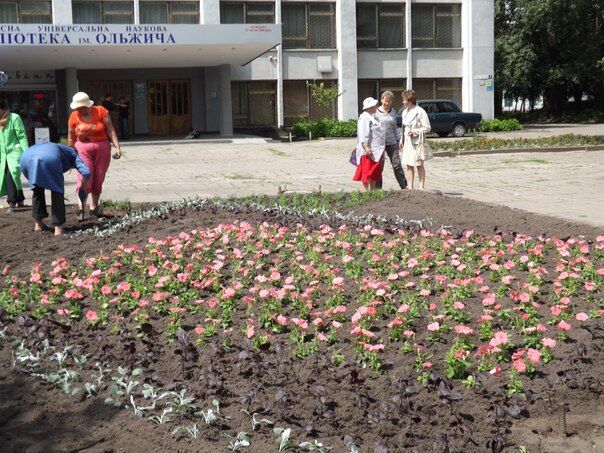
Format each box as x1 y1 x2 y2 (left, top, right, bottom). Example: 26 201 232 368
0 0 493 137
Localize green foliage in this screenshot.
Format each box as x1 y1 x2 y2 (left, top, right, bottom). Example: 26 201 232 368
501 109 604 124
495 0 604 113
306 81 341 110
477 118 523 132
430 134 603 152
291 118 357 138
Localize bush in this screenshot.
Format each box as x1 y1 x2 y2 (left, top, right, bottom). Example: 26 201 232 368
501 108 604 124
292 118 357 138
477 118 523 132
430 134 603 152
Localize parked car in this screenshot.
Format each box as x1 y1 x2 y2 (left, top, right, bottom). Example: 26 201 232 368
396 100 482 137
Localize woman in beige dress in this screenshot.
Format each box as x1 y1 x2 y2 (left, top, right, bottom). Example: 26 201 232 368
400 90 431 189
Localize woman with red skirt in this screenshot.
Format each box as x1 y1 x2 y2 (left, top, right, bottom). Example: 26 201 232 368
353 97 385 191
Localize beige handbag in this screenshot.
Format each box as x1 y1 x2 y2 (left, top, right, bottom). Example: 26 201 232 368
417 131 433 161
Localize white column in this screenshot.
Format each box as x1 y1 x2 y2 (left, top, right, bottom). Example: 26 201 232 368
134 0 140 24
64 67 78 116
219 64 234 136
52 0 72 24
336 0 358 120
275 0 284 128
200 0 220 24
406 0 412 89
462 0 494 119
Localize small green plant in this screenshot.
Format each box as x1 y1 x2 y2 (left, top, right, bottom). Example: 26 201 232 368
101 199 132 212
306 81 341 109
477 118 523 132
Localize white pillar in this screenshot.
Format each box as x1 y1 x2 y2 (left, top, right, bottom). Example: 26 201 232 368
336 0 358 120
462 0 494 119
134 0 140 24
219 64 233 137
275 0 284 128
406 0 412 89
52 0 72 23
200 0 220 24
64 67 78 119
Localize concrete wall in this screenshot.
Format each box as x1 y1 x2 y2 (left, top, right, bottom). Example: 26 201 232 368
412 49 464 78
357 50 407 79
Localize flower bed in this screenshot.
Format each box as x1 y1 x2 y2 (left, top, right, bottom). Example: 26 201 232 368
1 196 602 451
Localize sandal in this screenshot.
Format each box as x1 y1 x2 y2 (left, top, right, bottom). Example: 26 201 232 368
90 207 103 218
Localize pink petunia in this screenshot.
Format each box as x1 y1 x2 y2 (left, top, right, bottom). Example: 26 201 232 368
397 304 410 314
332 276 344 286
194 326 205 335
512 358 526 373
420 289 431 297
453 301 465 310
550 306 563 316
526 348 541 365
427 322 440 332
557 320 571 331
542 337 557 348
489 331 509 347
575 312 589 322
277 314 289 326
584 281 595 291
454 325 474 335
222 287 236 299
85 310 99 322
403 330 415 338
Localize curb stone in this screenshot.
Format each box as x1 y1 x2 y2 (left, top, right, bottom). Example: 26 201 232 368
432 144 604 158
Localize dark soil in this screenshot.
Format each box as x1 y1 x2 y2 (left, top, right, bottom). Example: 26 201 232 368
0 192 602 453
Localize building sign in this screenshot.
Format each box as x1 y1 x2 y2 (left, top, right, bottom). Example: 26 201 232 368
0 24 280 47
2 70 55 85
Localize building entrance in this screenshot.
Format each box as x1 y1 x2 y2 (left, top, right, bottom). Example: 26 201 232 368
147 80 190 135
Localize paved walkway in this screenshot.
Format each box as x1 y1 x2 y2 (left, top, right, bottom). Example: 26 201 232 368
48 139 602 227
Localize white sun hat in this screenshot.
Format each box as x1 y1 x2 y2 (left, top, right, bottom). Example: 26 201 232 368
362 97 378 111
70 92 94 110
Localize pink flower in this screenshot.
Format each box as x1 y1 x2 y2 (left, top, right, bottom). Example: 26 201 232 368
246 325 255 338
453 301 465 310
428 303 437 312
403 330 415 338
489 366 502 377
277 314 289 326
388 318 404 329
550 306 563 316
542 337 557 348
57 308 69 316
422 361 433 369
270 271 281 281
420 289 431 297
397 304 410 314
332 277 344 286
194 326 205 335
101 285 112 296
317 333 328 342
526 348 541 365
332 320 342 329
222 287 236 299
482 294 496 306
584 281 595 291
557 320 571 331
454 325 474 335
512 358 527 373
489 331 509 347
427 322 440 332
85 310 99 322
501 275 513 285
575 312 589 322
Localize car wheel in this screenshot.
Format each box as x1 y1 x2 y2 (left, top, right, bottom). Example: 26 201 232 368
437 132 449 138
452 123 467 137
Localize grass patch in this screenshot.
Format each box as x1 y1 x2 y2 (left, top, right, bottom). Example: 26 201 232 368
502 159 549 164
431 134 603 153
267 147 288 156
227 190 392 213
224 173 256 180
100 199 132 212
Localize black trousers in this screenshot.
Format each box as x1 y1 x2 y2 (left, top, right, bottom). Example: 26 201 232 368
32 186 66 226
376 143 407 189
4 163 25 204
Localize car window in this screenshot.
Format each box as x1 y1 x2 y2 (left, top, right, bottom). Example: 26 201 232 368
448 102 461 112
436 102 454 112
422 102 438 113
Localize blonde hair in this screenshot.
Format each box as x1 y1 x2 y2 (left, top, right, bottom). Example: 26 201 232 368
381 91 394 102
401 89 417 104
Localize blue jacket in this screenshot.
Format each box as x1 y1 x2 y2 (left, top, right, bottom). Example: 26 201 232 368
20 143 90 193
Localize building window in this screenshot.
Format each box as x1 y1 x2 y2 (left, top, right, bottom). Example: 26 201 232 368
0 1 52 23
232 81 276 127
358 79 407 112
412 78 462 105
283 80 337 126
140 1 199 24
412 4 461 48
220 2 274 24
282 3 335 49
73 1 134 24
356 3 405 49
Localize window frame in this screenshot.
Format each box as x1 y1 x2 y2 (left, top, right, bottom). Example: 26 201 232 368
0 1 53 24
72 1 135 24
139 1 200 24
282 2 336 50
356 3 406 50
219 2 275 24
411 3 462 49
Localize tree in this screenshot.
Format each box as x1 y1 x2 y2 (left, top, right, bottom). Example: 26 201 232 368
306 81 341 112
495 0 604 114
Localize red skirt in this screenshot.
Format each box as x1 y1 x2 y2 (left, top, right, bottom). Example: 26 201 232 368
353 155 383 183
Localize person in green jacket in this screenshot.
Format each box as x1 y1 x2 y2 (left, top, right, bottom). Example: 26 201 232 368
0 99 28 214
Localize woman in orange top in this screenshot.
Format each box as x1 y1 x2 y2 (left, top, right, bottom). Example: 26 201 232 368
68 91 122 218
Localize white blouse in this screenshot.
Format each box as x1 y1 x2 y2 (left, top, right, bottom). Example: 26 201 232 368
355 111 386 165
